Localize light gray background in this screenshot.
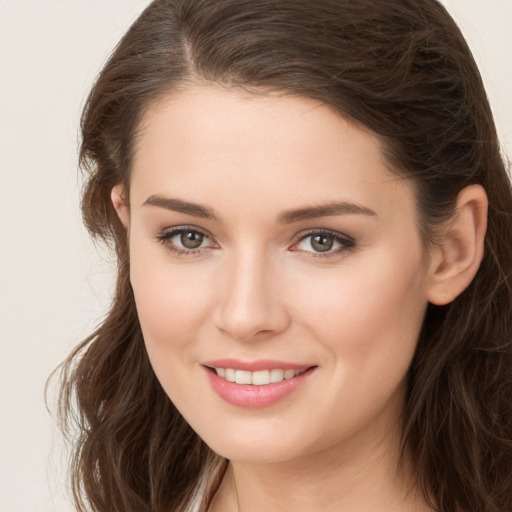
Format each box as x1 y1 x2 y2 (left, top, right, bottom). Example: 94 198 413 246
0 1 511 511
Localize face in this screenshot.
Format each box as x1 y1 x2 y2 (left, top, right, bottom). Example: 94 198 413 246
116 85 434 464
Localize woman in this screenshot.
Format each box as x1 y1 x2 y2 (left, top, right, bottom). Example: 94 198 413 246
58 0 512 511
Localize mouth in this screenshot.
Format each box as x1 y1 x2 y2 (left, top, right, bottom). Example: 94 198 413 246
202 361 317 408
206 366 309 385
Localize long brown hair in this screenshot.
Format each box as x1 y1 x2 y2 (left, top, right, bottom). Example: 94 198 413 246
55 1 512 511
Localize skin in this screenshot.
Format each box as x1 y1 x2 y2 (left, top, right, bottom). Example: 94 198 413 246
112 84 487 512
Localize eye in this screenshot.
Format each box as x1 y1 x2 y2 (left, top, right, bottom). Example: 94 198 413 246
290 229 355 257
156 226 215 255
178 230 206 249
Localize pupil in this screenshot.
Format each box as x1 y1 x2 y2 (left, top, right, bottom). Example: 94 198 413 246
311 234 333 252
181 231 204 249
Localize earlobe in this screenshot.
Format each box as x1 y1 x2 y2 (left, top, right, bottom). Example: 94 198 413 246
111 185 130 229
426 185 488 306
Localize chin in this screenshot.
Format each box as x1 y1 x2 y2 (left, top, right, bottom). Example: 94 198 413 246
207 439 303 465
192 418 328 465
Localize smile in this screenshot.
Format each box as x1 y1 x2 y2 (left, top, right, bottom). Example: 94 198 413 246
212 367 308 386
203 362 317 408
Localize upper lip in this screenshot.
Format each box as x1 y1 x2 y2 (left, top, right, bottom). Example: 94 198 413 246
202 358 315 372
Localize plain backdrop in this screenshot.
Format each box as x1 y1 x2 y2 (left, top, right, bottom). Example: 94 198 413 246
0 1 511 511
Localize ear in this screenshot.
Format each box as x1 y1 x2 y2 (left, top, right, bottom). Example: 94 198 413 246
111 184 130 229
426 184 488 305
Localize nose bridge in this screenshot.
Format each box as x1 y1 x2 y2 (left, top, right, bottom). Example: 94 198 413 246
215 243 289 341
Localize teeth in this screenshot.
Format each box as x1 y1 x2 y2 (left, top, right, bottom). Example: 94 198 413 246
284 369 295 379
214 367 307 385
235 370 252 384
270 369 284 383
252 370 270 385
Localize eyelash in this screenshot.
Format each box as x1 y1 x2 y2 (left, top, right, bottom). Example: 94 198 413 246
290 228 355 258
156 226 355 258
156 226 214 256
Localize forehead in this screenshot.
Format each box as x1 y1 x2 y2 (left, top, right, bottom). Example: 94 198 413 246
134 85 382 164
130 85 414 224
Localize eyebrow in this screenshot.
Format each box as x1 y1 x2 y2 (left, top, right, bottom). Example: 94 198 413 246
143 195 217 219
276 202 377 224
142 194 377 224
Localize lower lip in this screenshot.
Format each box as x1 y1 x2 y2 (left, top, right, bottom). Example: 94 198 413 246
204 367 316 409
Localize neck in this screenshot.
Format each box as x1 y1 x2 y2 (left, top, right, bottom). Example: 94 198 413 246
209 417 432 512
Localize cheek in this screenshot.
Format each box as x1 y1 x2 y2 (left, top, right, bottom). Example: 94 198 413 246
128 241 212 356
283 252 428 443
288 248 428 369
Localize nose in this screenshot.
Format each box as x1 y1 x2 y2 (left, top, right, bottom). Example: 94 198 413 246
213 247 291 342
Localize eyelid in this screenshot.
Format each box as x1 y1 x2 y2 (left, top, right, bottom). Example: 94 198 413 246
156 225 355 258
156 225 217 255
289 228 355 257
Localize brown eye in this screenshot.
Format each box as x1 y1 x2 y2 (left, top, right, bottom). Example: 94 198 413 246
181 230 204 249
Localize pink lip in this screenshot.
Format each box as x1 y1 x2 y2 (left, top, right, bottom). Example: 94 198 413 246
202 358 312 372
202 362 317 409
